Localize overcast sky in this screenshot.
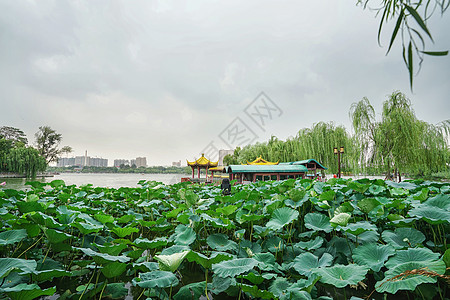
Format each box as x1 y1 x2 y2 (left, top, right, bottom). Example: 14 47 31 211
1 0 449 166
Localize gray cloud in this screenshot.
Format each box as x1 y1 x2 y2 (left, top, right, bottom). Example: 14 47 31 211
1 0 448 165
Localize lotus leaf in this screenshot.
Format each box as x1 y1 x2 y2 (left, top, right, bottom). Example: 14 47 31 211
0 258 37 278
268 277 290 297
75 247 130 264
266 207 299 231
313 264 369 288
253 252 282 274
132 270 179 288
96 243 128 256
154 250 190 272
16 201 46 213
101 262 127 278
206 234 237 252
240 284 275 299
71 222 102 235
348 181 370 194
0 229 27 245
376 260 446 293
304 213 332 233
94 214 115 224
133 237 168 249
341 221 377 235
212 258 258 278
408 205 450 224
295 236 324 250
169 224 196 246
173 281 207 300
33 268 72 282
357 198 381 214
111 226 139 238
186 251 234 269
1 284 56 300
382 227 425 249
104 283 128 299
352 244 395 272
292 252 333 276
160 245 191 255
210 276 236 295
330 212 351 227
44 228 72 244
384 247 441 269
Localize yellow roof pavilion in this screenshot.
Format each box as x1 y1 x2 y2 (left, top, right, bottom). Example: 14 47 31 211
187 154 219 168
245 156 279 165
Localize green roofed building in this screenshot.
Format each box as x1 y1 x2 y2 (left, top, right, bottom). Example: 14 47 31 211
226 164 308 183
226 158 327 183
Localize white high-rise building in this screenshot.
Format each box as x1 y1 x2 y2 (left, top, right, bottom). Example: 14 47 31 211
136 157 147 168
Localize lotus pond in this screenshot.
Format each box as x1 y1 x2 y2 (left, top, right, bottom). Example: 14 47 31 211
0 178 449 300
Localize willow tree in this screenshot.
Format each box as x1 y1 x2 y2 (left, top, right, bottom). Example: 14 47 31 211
0 147 47 178
350 91 449 179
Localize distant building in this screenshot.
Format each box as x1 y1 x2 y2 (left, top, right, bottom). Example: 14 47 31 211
114 159 130 167
136 157 147 168
172 160 182 167
57 155 107 167
130 159 136 167
219 149 235 165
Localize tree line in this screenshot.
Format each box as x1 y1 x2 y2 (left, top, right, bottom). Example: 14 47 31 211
0 126 71 178
224 91 449 180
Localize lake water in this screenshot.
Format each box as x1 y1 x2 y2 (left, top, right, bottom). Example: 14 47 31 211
0 173 186 190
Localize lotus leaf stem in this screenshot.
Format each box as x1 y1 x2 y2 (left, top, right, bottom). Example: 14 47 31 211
16 235 43 258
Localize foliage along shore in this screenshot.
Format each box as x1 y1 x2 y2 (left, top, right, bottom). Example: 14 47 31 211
0 177 449 299
46 165 191 175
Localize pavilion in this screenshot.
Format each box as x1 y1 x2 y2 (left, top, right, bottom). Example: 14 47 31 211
186 154 218 181
227 164 308 183
280 159 328 179
245 156 279 165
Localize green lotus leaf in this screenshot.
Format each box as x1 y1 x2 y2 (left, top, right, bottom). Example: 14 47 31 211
357 198 381 214
133 237 168 249
16 201 46 213
28 212 62 228
210 276 236 295
295 236 324 250
169 224 196 246
93 214 115 224
263 236 284 253
238 272 276 285
382 228 425 249
341 221 377 236
348 181 370 194
206 234 238 252
44 228 72 244
253 252 282 274
101 262 127 278
217 205 238 216
111 226 139 238
132 270 179 289
352 244 395 272
96 243 128 256
444 249 450 268
212 258 258 278
1 284 55 300
304 213 332 233
173 281 206 300
266 207 299 231
104 283 128 299
0 229 27 245
313 264 369 288
71 222 102 235
0 258 37 278
75 247 130 264
154 250 190 272
200 213 235 229
386 181 417 190
32 269 72 282
423 194 450 210
384 247 441 269
292 252 333 276
186 251 234 269
348 230 380 245
330 213 351 227
376 261 446 294
268 277 290 297
390 187 409 197
408 205 450 224
161 245 191 255
240 284 275 300
320 190 335 201
50 179 65 188
368 185 386 196
132 261 159 272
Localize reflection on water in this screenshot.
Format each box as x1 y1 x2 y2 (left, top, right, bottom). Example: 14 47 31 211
0 173 186 190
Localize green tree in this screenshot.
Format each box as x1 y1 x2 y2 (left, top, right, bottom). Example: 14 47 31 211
0 146 47 178
0 126 28 146
34 126 70 164
350 91 449 179
358 0 449 87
